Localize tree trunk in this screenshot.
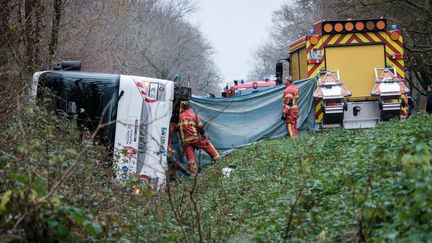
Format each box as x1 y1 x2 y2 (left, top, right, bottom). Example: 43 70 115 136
0 0 12 82
24 0 35 76
33 0 44 69
49 0 63 61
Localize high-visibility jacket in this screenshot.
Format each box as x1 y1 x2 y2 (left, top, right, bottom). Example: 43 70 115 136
178 108 203 144
283 82 299 113
178 107 219 176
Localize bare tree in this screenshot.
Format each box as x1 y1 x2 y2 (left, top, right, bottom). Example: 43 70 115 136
52 0 221 94
248 0 322 80
0 0 222 102
108 0 221 94
251 0 432 108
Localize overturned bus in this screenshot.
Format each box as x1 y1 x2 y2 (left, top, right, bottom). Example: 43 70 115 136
32 61 191 188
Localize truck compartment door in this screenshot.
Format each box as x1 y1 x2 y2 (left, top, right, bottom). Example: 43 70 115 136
325 44 385 99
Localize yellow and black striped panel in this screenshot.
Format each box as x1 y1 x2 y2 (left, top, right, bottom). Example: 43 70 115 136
307 31 404 123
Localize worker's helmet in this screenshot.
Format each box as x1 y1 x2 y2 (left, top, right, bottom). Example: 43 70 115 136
179 101 190 112
284 76 293 84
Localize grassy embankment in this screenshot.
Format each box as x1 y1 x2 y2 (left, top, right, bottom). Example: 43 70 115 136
1 105 431 242
164 113 432 242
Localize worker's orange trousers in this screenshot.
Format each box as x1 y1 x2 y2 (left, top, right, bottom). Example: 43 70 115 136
182 138 220 174
285 109 298 137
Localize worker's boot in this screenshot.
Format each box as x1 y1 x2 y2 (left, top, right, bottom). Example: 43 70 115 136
189 161 198 177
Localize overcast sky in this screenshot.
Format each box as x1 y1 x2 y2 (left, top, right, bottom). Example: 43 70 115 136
188 0 287 85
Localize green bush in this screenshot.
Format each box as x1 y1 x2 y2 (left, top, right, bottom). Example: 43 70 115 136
1 95 431 242
156 113 432 242
0 101 107 241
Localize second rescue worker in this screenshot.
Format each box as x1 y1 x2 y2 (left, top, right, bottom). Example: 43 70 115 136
178 101 220 176
281 77 299 137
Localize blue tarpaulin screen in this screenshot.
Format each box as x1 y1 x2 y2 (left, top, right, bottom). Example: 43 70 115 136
190 77 317 150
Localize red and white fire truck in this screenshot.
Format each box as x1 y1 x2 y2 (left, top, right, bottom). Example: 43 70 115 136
222 77 280 98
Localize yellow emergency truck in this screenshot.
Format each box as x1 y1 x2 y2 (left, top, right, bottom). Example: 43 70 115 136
287 18 409 129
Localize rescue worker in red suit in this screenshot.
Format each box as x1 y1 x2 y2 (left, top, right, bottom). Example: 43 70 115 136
178 101 220 176
281 77 299 137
